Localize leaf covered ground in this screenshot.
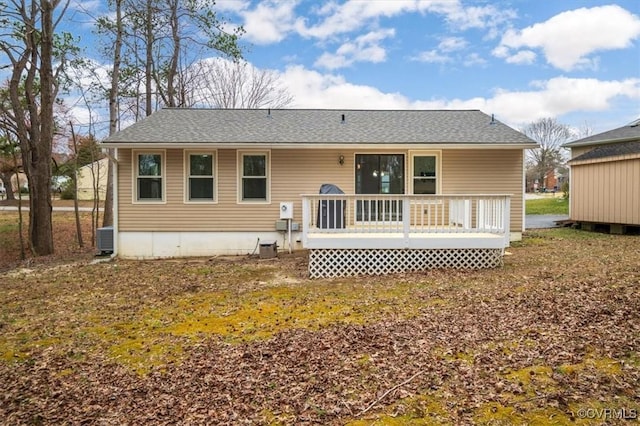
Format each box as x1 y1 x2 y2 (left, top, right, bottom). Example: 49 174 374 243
0 215 639 425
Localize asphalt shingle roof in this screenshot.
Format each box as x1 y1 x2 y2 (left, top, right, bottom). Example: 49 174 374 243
103 108 536 145
570 140 640 162
564 118 640 147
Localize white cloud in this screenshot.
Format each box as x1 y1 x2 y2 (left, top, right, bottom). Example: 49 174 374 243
214 0 251 13
495 5 640 71
282 65 412 109
314 29 395 69
505 50 536 65
438 36 467 52
232 0 516 44
463 53 487 67
241 1 301 44
440 4 516 32
278 64 640 128
412 36 469 64
435 77 640 125
300 0 417 39
412 50 451 64
69 104 100 129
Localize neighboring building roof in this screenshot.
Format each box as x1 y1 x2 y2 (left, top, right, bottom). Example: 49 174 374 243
569 140 640 163
103 108 537 147
564 118 640 148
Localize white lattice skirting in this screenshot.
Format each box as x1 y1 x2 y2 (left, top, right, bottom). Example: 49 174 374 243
308 248 504 278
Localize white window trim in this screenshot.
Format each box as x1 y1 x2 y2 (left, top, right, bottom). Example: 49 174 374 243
184 150 218 204
132 149 166 204
237 150 271 204
409 150 442 195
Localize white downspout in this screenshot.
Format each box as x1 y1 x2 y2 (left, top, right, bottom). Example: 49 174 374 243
111 148 119 258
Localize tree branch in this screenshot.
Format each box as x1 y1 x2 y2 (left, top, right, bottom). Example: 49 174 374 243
356 371 424 417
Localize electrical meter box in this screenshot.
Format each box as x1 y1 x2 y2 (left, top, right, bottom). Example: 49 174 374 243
280 202 294 219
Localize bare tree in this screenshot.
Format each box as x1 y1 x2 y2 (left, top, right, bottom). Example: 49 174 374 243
0 0 76 255
102 0 124 227
187 58 294 108
577 121 593 139
90 0 243 225
104 0 244 116
0 121 21 202
522 117 574 192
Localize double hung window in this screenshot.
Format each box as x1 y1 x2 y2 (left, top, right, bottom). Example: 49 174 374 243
411 152 439 194
136 152 163 201
239 152 269 202
187 153 215 201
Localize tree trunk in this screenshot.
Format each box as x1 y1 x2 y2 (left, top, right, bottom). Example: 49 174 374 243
145 0 153 115
28 0 56 256
15 151 26 259
167 0 179 107
103 155 114 226
103 0 122 228
0 172 16 201
69 122 84 247
26 152 54 255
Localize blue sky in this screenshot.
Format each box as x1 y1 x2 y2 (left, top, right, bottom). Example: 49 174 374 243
69 0 640 135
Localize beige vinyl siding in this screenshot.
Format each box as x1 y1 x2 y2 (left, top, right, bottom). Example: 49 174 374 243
570 157 640 225
119 148 354 231
117 147 524 232
442 150 524 231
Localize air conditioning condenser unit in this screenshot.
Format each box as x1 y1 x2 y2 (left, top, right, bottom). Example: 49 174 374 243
96 226 114 255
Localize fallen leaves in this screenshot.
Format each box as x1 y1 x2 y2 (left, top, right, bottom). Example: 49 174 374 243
0 227 639 424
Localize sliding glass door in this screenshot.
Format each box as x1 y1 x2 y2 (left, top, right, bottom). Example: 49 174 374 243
355 154 404 221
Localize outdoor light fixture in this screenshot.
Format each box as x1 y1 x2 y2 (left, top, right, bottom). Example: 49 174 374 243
339 154 345 165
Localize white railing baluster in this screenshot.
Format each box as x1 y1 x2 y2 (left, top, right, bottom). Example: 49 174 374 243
301 194 511 245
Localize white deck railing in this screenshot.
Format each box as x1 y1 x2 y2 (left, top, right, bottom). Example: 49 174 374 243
301 194 511 247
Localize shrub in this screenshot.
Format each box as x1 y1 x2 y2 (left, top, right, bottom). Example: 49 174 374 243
561 181 569 199
60 181 75 200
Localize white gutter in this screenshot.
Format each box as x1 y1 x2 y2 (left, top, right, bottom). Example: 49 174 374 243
101 142 539 150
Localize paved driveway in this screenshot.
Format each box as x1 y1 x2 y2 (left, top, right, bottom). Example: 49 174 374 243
525 214 569 229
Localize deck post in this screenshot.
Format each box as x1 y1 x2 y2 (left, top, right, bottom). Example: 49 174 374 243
403 197 411 248
302 196 310 248
503 196 511 247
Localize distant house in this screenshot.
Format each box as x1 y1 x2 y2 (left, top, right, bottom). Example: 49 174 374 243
102 109 537 277
76 158 109 200
564 119 640 231
529 168 567 193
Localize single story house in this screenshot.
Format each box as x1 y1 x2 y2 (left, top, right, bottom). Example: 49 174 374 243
102 109 537 277
76 158 109 200
564 118 640 232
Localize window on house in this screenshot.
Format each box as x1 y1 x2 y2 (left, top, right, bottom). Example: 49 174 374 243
412 154 438 194
240 152 268 201
187 153 215 201
136 153 163 201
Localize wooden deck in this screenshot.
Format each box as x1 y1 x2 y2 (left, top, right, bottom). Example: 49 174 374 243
301 194 511 250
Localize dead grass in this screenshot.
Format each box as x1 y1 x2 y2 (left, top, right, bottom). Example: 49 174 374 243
0 223 638 425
